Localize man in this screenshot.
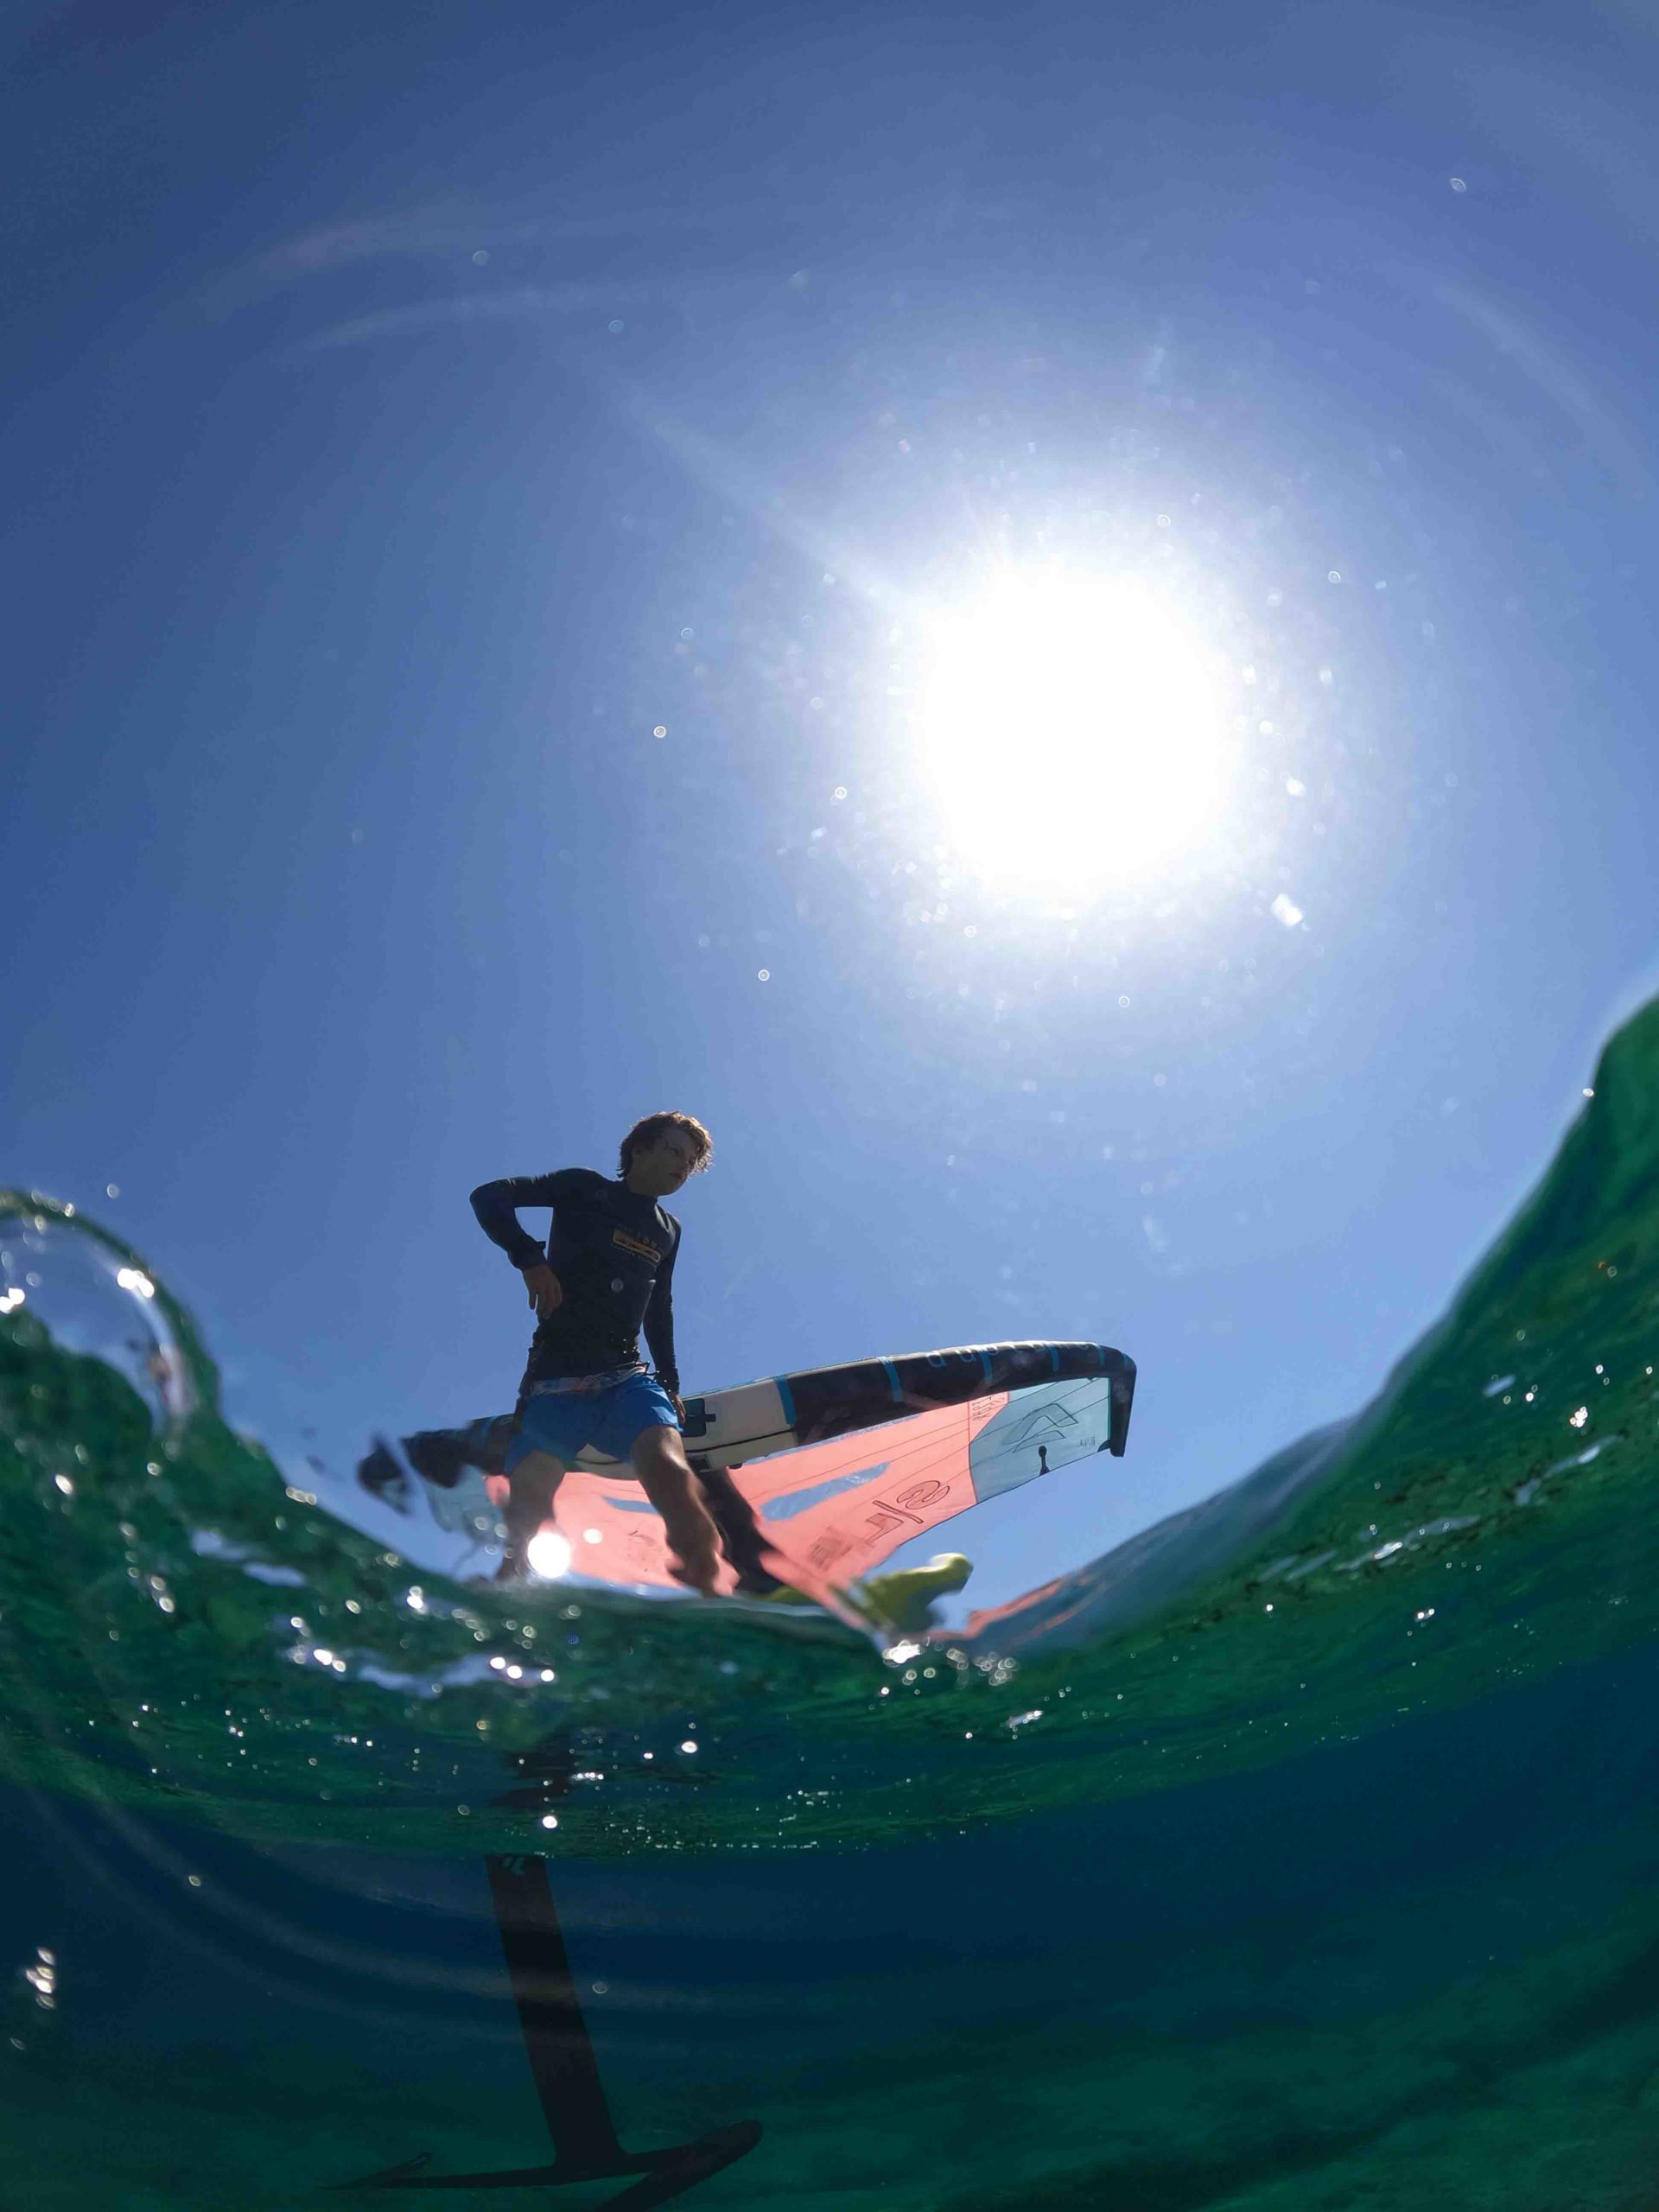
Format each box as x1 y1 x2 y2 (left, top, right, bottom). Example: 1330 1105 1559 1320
470 1111 724 1592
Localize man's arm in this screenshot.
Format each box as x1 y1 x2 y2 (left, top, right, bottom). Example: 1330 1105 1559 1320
471 1173 588 1319
469 1174 564 1270
643 1229 681 1397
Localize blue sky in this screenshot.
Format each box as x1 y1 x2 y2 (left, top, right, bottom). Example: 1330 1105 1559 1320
5 0 1657 1605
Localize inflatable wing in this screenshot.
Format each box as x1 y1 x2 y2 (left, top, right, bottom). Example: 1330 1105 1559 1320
359 1340 1136 1599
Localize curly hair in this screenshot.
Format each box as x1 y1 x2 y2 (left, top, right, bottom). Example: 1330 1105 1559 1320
618 1110 715 1178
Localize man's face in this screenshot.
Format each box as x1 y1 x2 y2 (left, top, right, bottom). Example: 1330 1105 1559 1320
632 1128 702 1197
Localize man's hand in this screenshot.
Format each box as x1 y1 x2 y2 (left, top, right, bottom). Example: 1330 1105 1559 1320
521 1262 563 1319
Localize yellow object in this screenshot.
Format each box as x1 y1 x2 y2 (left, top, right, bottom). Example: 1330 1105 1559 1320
858 1553 974 1635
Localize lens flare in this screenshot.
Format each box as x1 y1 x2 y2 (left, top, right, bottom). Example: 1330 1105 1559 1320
526 1529 572 1580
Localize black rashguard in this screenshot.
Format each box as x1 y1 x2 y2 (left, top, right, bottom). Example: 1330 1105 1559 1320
469 1169 682 1395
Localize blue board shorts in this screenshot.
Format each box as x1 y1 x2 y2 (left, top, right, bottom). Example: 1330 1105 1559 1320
505 1371 680 1471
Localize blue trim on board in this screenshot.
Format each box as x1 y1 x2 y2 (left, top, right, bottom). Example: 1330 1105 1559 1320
775 1374 798 1430
880 1358 902 1402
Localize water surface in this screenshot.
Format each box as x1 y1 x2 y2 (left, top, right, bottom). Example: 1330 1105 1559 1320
5 1000 1659 2206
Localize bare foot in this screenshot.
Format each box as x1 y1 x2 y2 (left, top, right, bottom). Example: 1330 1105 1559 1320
664 1535 721 1597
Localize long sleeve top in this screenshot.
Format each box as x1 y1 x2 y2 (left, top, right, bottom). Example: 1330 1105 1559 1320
469 1167 681 1393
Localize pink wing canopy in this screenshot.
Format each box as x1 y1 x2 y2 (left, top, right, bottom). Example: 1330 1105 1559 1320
486 1392 1009 1595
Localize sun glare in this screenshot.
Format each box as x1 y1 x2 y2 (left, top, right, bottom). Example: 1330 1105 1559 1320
908 570 1236 896
525 1529 571 1580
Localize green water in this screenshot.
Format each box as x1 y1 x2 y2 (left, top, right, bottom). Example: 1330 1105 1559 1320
4 1000 1659 2206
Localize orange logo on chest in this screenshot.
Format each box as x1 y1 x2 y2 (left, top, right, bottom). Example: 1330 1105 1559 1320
611 1227 662 1263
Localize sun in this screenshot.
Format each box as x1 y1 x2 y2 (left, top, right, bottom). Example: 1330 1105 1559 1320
907 569 1236 897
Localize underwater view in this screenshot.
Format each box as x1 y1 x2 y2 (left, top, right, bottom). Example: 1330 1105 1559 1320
6 995 1659 2205
10 0 1659 2204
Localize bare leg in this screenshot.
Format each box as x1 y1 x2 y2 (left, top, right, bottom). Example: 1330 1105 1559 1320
630 1424 722 1595
498 1447 567 1582
692 1461 781 1593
